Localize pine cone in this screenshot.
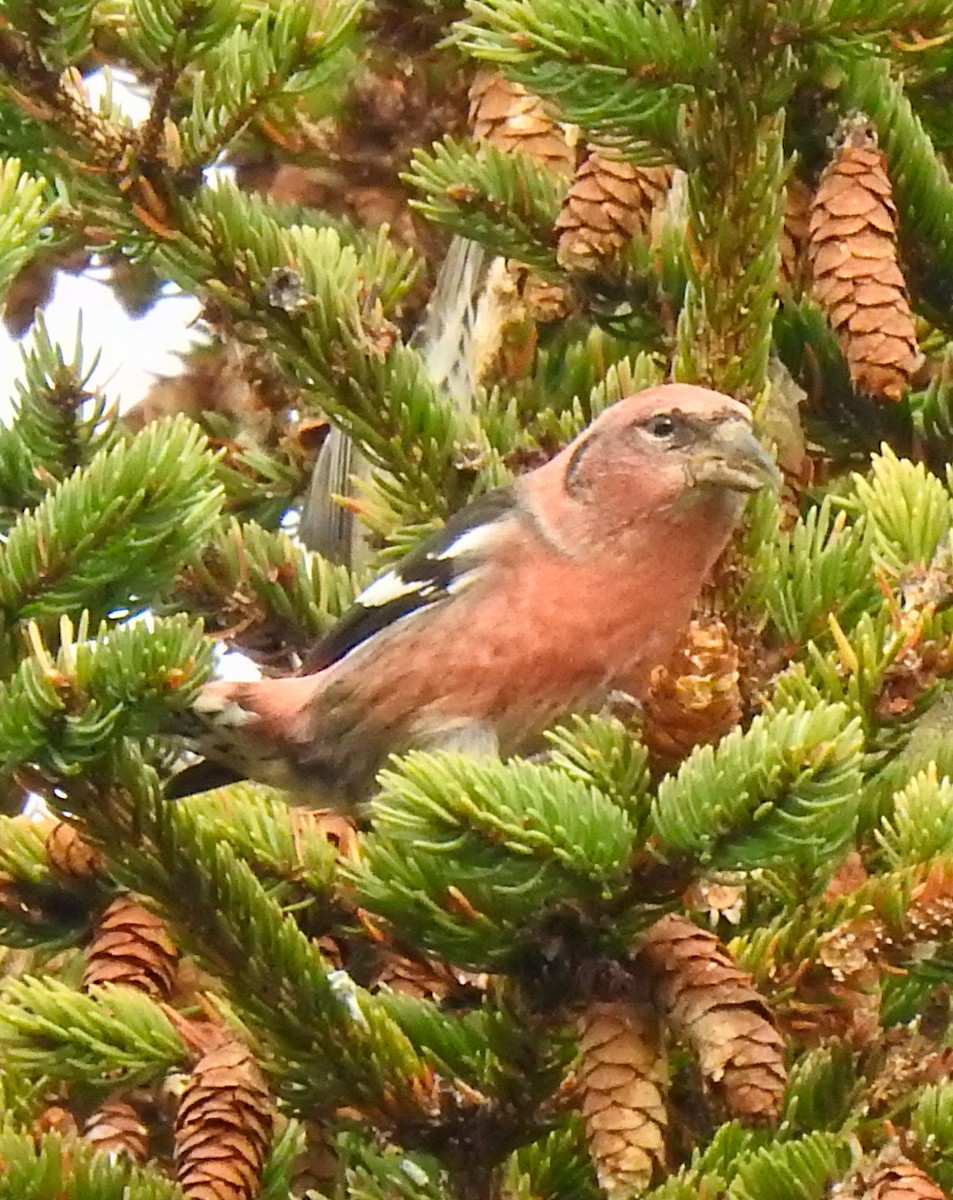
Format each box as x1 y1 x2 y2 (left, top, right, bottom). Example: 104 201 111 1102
576 999 668 1198
555 149 672 270
637 915 786 1122
45 821 104 882
174 1039 274 1200
83 894 179 999
779 175 812 290
469 71 575 177
861 1143 947 1200
641 617 743 770
808 119 920 402
85 1094 150 1161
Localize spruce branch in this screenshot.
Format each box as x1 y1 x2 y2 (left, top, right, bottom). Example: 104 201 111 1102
352 752 640 969
86 758 447 1121
0 613 210 778
0 1125 186 1200
175 0 361 168
0 976 188 1086
0 318 119 526
674 99 786 398
743 493 877 647
0 156 55 301
175 785 339 894
651 702 865 873
170 519 357 660
406 138 564 274
148 183 472 522
0 415 222 648
455 0 697 154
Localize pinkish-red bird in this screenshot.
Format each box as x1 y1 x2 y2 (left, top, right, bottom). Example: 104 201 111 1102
186 383 778 810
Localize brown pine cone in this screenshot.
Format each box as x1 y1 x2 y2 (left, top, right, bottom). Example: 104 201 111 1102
45 821 104 882
556 149 672 270
84 1094 150 1161
469 71 575 177
174 1039 274 1200
576 999 668 1198
637 915 786 1122
641 616 743 771
857 1143 947 1200
83 894 179 999
373 951 462 1001
808 119 920 402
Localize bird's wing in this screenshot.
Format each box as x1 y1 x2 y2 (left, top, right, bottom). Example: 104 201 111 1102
303 484 519 672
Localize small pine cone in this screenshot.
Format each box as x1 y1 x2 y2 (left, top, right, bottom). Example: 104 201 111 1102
84 1094 149 1161
779 175 812 289
83 894 179 999
813 917 882 1048
576 999 667 1198
641 617 743 770
809 120 920 402
373 951 462 1001
556 149 673 270
174 1039 274 1200
32 1104 80 1140
889 860 953 951
861 1143 947 1200
637 915 786 1122
469 71 575 177
45 821 104 881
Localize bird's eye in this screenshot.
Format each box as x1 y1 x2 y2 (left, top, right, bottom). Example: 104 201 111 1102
644 414 677 439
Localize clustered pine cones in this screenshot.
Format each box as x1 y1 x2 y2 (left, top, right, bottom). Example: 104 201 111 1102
808 119 920 402
573 915 786 1195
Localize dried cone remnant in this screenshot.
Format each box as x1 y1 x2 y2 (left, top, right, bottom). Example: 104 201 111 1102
780 175 812 290
469 71 575 178
642 617 743 770
85 1095 150 1161
556 149 672 270
809 120 920 401
45 820 104 881
637 915 786 1121
83 894 179 999
175 1039 274 1200
857 1143 947 1200
576 999 667 1197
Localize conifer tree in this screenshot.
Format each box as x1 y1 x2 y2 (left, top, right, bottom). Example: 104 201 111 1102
2 3 953 1200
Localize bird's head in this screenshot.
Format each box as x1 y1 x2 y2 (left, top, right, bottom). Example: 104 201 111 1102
560 383 778 515
523 383 780 550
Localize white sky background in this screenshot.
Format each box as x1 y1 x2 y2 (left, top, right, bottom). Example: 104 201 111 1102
0 72 204 422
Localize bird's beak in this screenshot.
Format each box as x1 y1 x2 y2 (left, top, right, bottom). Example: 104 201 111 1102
687 418 782 493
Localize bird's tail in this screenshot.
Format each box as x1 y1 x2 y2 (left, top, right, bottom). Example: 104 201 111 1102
169 675 318 798
297 237 487 564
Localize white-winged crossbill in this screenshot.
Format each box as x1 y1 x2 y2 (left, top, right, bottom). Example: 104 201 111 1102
185 383 778 810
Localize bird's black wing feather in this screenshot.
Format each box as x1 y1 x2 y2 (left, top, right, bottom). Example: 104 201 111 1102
303 485 518 672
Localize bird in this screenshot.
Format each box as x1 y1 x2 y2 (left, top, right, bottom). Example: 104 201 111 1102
183 383 779 812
